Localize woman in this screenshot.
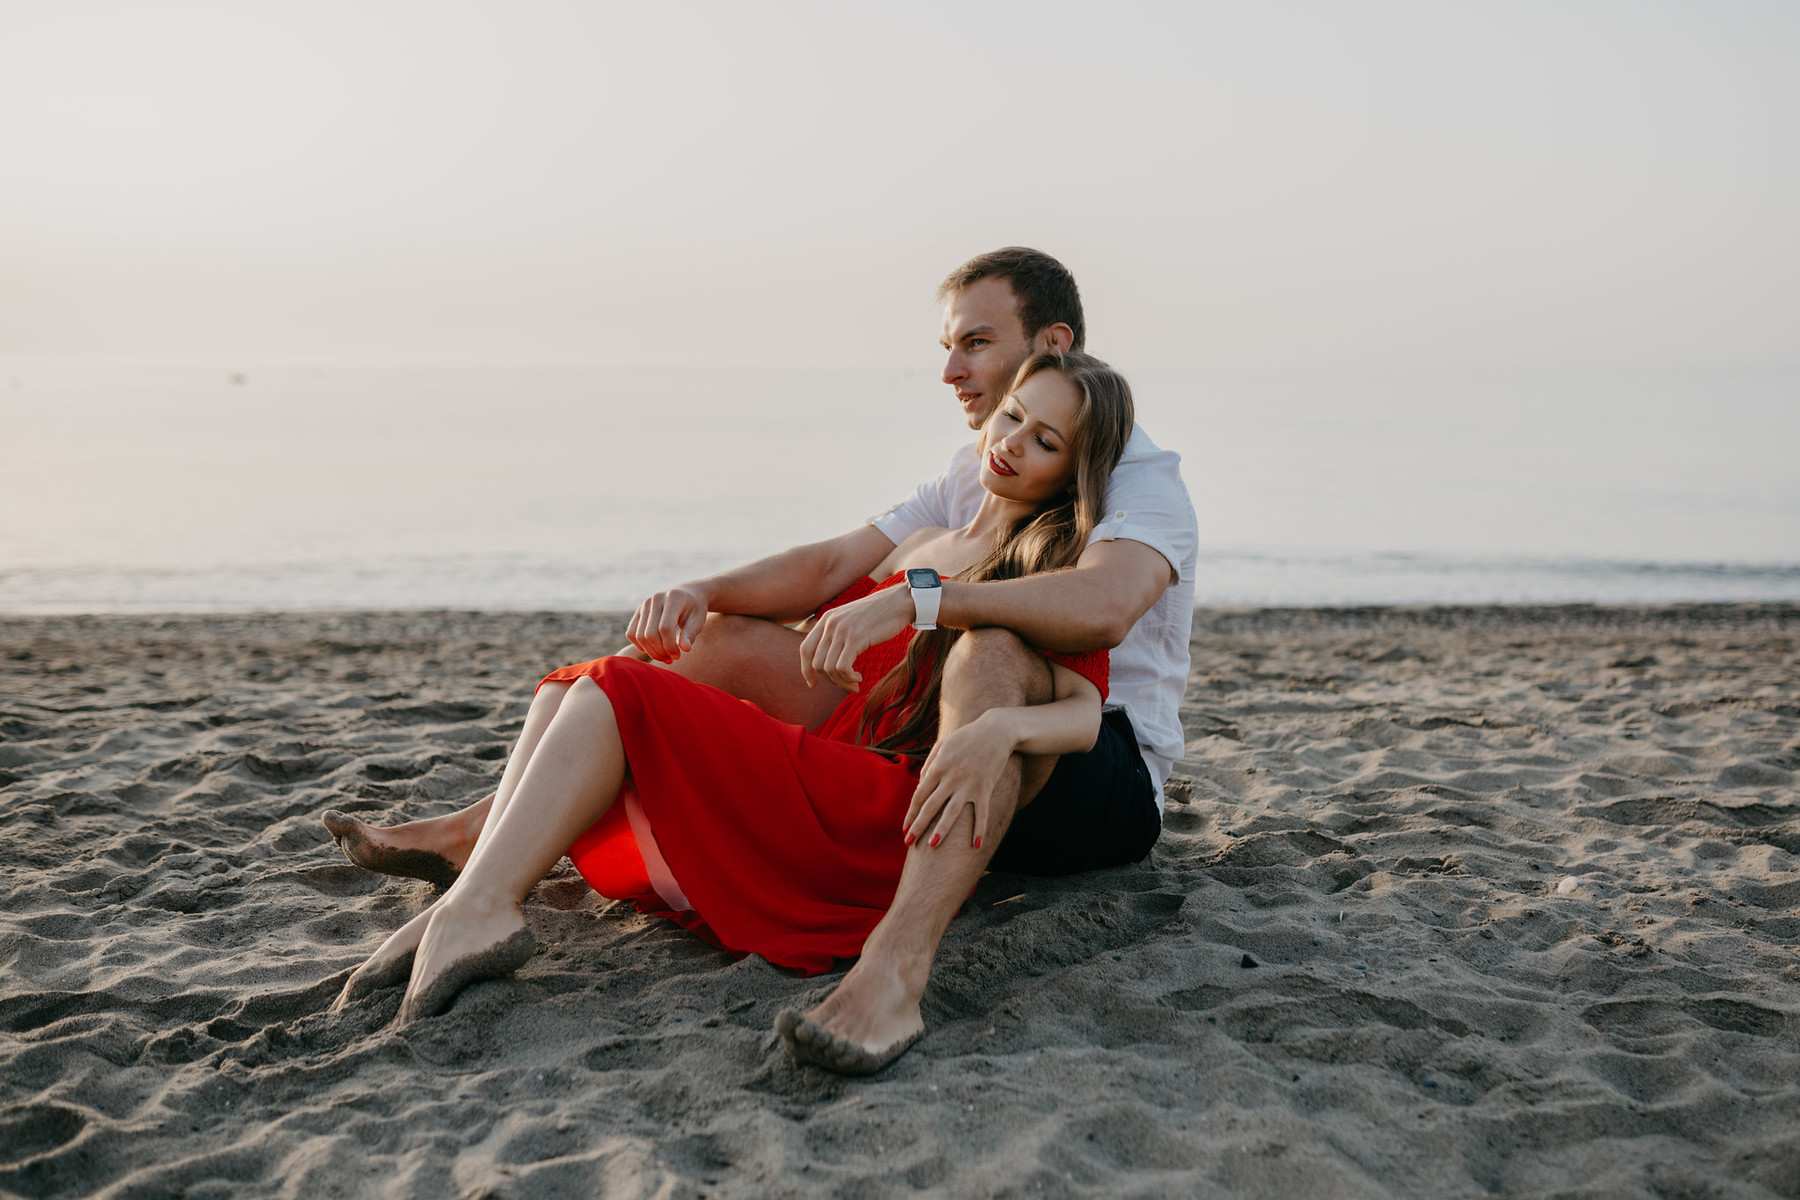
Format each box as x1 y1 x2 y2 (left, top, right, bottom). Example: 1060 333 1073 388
335 349 1135 1042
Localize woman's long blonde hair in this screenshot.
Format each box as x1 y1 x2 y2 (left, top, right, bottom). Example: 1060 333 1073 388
858 349 1135 758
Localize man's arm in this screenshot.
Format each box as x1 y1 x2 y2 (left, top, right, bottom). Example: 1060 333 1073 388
634 442 969 664
938 538 1172 651
629 524 894 663
800 537 1171 687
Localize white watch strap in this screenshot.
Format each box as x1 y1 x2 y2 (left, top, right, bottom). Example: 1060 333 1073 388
910 582 942 630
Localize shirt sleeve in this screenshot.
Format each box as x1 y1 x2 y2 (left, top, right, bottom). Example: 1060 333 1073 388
1085 451 1197 584
867 447 962 545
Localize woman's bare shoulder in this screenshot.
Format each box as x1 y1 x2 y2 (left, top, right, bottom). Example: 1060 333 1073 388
872 526 954 577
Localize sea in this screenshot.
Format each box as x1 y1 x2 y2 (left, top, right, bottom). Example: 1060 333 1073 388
3 365 1796 612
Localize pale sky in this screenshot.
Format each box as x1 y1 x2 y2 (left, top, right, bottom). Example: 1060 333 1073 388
2 0 1795 373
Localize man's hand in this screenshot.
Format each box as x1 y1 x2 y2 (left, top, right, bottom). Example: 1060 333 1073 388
798 585 913 690
627 583 712 663
904 711 1017 851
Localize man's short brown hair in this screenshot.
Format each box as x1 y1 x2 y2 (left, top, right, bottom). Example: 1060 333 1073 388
938 247 1086 352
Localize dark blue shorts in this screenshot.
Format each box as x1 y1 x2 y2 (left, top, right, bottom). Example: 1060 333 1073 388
989 708 1163 877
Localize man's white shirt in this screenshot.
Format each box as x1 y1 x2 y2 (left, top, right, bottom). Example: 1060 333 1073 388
869 425 1197 813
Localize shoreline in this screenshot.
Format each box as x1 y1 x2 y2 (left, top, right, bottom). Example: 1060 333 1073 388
4 597 1796 626
2 605 1796 1197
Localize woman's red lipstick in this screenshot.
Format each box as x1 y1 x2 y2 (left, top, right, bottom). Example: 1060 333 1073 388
987 451 1017 477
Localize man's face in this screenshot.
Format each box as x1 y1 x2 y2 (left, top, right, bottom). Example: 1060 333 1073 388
939 276 1037 430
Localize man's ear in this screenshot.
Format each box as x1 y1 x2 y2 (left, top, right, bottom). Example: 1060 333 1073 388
1041 323 1075 352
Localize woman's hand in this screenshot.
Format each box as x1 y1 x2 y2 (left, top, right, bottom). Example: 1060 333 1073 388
627 583 712 663
904 711 1019 851
798 585 914 689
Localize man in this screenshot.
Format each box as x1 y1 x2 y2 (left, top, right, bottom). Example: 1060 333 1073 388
324 247 1197 1072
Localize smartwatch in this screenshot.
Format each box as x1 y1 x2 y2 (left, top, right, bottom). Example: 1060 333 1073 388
906 567 942 630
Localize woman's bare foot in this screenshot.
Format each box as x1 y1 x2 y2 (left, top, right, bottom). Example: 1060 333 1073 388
322 796 492 888
776 957 927 1075
330 903 439 1012
397 893 536 1023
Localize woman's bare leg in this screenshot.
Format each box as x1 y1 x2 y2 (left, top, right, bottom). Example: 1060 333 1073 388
330 902 438 1010
332 682 573 1005
399 676 630 1022
322 800 490 888
324 619 838 883
323 676 587 884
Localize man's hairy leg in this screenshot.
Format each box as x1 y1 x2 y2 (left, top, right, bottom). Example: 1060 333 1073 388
666 613 846 730
325 615 846 881
785 629 1056 1071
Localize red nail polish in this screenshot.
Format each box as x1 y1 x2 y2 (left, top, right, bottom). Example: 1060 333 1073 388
903 831 915 846
974 836 982 849
929 833 940 848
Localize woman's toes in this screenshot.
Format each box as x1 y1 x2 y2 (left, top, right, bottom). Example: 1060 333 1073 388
329 945 417 1013
398 928 536 1024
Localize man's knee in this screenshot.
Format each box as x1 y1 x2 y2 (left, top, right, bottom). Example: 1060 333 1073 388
674 613 839 728
945 628 1053 706
703 612 770 636
678 614 795 678
700 612 782 650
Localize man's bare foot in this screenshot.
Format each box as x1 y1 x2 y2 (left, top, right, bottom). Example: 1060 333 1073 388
322 795 491 889
776 957 927 1075
397 894 536 1023
330 904 439 1013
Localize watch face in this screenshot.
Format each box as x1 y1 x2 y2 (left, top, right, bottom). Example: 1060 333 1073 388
906 568 941 589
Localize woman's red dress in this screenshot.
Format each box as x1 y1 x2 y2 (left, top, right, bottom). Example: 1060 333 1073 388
539 572 1107 974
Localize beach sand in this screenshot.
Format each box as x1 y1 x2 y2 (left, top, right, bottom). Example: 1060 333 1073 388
2 606 1797 1199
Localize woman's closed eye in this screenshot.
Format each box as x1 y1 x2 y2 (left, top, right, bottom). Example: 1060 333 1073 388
999 406 1058 451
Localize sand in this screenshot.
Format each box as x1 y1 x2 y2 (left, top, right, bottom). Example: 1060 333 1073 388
2 605 1797 1199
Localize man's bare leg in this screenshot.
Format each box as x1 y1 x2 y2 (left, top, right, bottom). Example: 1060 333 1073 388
780 629 1056 1073
324 615 844 882
663 614 847 730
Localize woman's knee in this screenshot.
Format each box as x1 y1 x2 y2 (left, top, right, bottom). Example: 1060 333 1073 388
529 678 573 715
557 674 620 725
566 674 604 701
